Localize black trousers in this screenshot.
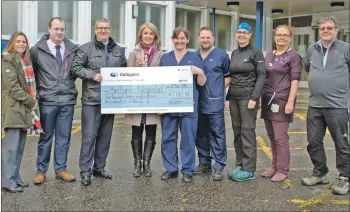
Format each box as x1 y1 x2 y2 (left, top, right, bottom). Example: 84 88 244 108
307 107 350 178
229 99 258 172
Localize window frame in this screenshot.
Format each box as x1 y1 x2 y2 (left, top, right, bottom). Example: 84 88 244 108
90 0 126 46
175 7 202 51
1 1 22 38
209 10 234 51
136 1 167 50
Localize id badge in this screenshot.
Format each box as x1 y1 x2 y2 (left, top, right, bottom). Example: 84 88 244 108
271 103 279 113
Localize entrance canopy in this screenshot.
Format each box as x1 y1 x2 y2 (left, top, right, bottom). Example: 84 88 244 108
176 0 349 48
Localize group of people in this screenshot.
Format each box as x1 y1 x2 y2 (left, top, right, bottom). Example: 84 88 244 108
1 16 349 196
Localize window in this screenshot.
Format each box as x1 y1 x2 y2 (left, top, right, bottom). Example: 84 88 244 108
239 17 256 46
291 16 312 27
137 2 165 48
273 18 288 29
176 9 201 49
38 1 53 40
58 0 74 39
37 1 76 41
210 14 232 51
2 1 19 35
91 1 125 43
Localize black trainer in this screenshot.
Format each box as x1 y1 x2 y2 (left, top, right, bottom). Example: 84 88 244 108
193 164 212 175
182 174 193 182
161 171 178 180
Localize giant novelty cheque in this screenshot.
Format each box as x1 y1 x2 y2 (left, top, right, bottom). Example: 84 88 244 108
100 66 194 114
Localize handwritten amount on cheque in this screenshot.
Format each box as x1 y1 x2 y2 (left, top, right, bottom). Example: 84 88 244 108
103 84 193 105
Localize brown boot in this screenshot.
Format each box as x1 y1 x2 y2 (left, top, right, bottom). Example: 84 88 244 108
55 171 76 182
33 173 45 185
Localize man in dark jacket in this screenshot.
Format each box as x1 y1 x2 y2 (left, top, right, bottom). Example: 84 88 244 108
71 18 127 186
30 17 78 184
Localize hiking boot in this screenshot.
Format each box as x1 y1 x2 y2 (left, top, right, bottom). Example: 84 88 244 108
302 175 329 186
33 173 45 185
213 169 224 181
332 177 349 195
56 171 76 182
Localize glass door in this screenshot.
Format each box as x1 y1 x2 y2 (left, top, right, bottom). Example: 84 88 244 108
292 27 315 81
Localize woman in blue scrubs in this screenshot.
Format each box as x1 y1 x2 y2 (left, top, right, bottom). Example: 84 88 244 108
159 27 206 182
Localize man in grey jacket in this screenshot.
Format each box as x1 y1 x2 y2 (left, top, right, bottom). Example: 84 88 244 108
302 17 350 195
30 17 78 184
71 18 127 186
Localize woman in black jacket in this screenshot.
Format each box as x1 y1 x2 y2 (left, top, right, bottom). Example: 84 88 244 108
226 22 266 181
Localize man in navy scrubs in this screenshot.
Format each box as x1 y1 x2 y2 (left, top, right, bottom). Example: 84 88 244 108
194 27 231 181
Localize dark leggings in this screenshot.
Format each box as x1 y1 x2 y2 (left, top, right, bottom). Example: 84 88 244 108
132 124 157 142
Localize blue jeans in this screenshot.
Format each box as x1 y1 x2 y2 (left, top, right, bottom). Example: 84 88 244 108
36 104 74 174
1 129 26 189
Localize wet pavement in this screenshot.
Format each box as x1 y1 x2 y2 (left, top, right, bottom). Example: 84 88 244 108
1 110 349 211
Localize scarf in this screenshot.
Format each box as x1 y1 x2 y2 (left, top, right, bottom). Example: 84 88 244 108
137 42 157 67
22 58 43 135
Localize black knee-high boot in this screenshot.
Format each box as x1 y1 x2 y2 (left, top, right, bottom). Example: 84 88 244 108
131 139 142 177
143 125 157 177
143 140 156 177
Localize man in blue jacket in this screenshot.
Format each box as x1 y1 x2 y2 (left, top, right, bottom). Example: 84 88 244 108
194 27 231 181
302 17 349 195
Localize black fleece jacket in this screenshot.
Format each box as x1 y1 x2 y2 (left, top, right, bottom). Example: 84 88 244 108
226 43 266 101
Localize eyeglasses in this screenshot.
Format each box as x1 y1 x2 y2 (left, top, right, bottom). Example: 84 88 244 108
236 31 250 35
319 26 336 31
275 34 291 38
96 27 110 31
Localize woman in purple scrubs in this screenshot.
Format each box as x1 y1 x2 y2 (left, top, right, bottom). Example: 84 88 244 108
261 25 302 182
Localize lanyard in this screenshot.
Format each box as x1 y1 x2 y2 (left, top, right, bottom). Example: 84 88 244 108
266 48 291 105
268 48 290 67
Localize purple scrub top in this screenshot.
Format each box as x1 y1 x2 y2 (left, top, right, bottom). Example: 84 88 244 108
261 49 302 122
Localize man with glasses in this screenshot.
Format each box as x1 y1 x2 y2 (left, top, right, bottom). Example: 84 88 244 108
71 18 127 186
302 17 350 195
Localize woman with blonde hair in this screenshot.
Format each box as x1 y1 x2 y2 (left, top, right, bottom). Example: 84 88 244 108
124 22 163 177
1 32 43 192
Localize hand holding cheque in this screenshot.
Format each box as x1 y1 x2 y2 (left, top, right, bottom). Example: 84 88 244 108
100 66 195 114
94 73 103 83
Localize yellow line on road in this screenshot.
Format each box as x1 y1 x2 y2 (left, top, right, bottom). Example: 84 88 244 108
71 126 81 134
256 136 273 160
294 113 306 120
291 199 349 205
228 147 334 150
288 131 307 134
291 189 333 209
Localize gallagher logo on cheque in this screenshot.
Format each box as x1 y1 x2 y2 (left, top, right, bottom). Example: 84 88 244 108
110 72 140 77
110 72 119 77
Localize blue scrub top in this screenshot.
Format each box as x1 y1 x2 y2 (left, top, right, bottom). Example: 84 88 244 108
160 50 205 117
196 47 230 114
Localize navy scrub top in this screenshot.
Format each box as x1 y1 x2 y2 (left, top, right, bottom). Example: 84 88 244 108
196 47 230 114
160 50 205 117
